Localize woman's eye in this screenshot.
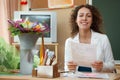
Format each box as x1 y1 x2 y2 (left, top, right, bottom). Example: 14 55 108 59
79 15 83 17
87 15 92 17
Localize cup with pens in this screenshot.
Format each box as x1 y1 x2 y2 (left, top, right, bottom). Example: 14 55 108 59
32 49 60 78
32 34 60 78
43 49 56 66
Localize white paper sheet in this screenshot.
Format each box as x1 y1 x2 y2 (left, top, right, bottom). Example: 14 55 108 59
71 41 97 67
75 72 109 79
62 72 109 79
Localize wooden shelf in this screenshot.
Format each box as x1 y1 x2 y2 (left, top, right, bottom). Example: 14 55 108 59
12 42 59 61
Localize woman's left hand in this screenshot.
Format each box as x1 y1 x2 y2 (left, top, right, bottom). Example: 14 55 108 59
92 61 103 72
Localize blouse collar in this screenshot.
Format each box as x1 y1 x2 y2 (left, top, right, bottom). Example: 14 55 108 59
73 30 96 44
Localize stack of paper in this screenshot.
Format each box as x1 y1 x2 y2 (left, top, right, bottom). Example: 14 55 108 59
62 72 109 79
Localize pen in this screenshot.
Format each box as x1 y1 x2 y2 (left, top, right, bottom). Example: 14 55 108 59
49 55 56 65
43 49 49 65
59 70 75 73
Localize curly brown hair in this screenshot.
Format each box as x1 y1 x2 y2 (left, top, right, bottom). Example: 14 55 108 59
70 4 103 38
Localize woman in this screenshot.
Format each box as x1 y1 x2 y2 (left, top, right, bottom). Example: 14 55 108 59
64 4 115 72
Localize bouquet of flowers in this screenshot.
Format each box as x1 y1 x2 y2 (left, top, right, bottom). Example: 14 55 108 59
8 18 50 36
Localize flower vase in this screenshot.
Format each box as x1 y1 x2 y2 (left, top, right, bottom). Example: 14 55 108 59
19 33 39 75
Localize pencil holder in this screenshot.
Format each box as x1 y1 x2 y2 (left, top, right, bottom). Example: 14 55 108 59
37 64 60 78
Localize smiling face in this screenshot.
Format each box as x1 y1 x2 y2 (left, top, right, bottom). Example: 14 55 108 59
76 7 93 31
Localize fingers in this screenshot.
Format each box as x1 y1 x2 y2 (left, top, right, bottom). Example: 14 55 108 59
94 61 103 64
92 61 103 66
67 61 77 71
92 61 103 71
68 65 77 70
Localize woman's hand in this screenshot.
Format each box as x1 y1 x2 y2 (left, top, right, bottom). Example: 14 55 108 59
92 61 103 72
67 61 77 71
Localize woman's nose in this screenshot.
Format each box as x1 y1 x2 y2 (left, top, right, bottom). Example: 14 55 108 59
82 16 87 20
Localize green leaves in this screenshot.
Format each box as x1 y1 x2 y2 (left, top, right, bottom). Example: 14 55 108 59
0 37 20 72
8 26 21 36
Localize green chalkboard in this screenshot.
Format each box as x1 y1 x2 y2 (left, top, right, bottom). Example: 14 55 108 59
93 0 120 60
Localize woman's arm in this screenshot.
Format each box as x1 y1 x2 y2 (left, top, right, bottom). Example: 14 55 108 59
64 38 77 71
102 35 115 72
93 35 115 72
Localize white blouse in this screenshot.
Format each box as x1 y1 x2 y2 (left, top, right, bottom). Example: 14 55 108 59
64 30 115 72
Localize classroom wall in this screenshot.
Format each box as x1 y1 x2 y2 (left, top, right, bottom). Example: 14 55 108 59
31 0 86 69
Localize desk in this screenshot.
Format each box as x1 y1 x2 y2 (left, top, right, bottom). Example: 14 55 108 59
116 64 120 73
0 73 120 80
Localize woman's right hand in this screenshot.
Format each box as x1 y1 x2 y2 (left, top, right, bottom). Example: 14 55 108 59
67 61 77 71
